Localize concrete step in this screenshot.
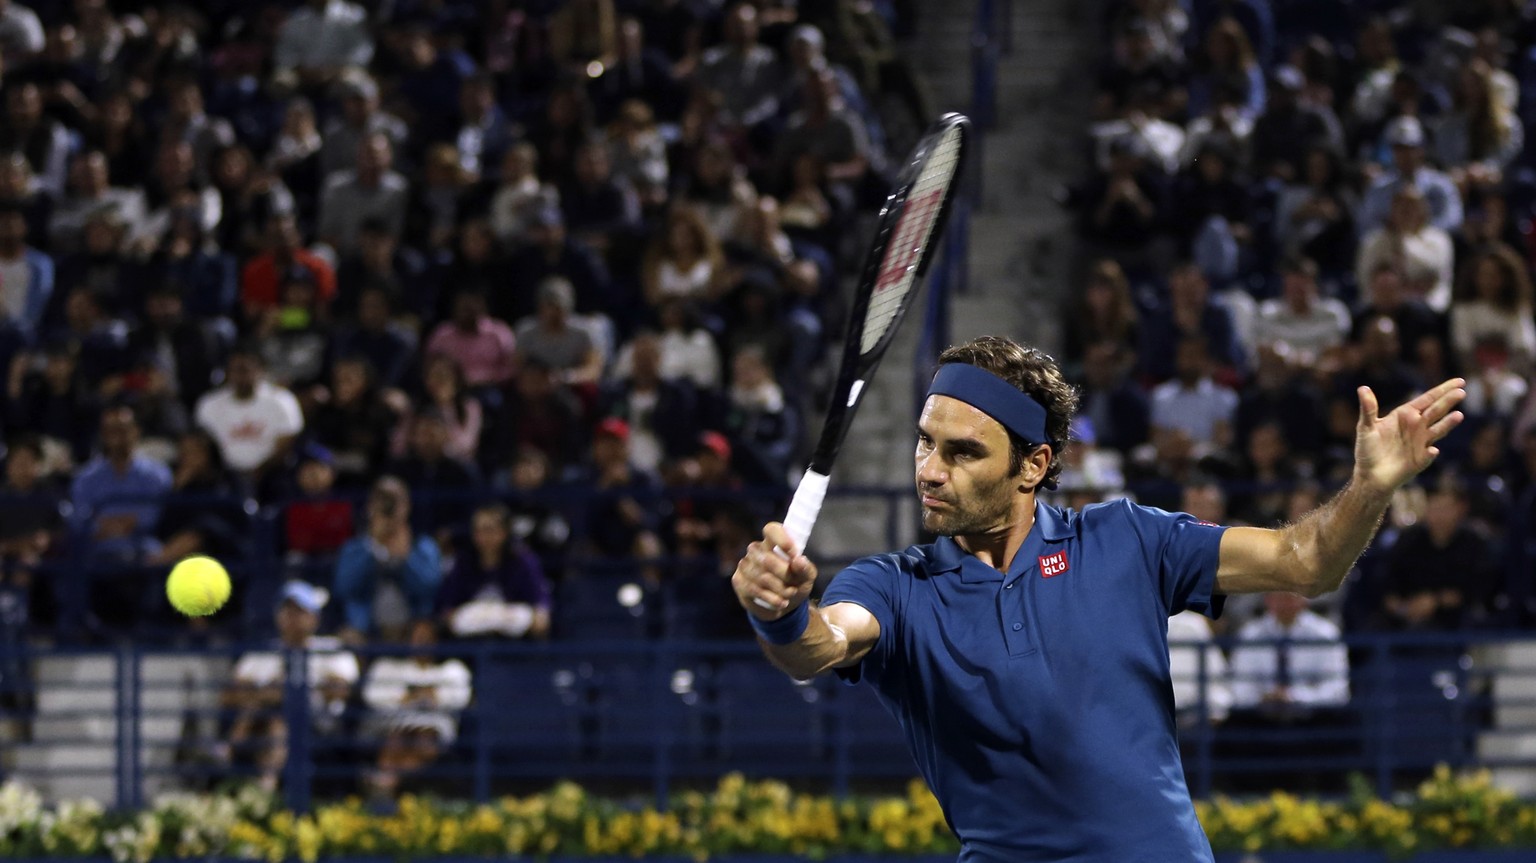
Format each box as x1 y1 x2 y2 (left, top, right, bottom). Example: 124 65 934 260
12 743 116 772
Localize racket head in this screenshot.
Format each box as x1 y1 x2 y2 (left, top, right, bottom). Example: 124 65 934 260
807 113 971 475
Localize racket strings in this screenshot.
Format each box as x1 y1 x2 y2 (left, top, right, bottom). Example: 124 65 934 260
859 130 964 354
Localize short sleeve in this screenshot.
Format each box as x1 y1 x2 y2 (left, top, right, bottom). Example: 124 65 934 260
819 554 903 686
1126 502 1229 618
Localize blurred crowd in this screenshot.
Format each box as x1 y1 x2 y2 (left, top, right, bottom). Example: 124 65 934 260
1061 0 1536 640
0 0 929 647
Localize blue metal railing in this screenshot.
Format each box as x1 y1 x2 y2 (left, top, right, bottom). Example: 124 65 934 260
6 632 1536 813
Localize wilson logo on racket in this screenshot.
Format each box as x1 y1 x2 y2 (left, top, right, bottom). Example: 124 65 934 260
1039 551 1069 578
876 188 944 292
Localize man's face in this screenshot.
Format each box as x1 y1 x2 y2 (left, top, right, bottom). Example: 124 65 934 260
0 213 26 248
1392 143 1423 174
411 417 447 459
8 84 41 125
228 355 259 394
915 396 1027 537
276 601 317 643
5 447 40 489
146 292 183 328
99 409 138 460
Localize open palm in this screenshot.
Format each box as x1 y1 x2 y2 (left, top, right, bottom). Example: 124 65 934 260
1354 378 1467 492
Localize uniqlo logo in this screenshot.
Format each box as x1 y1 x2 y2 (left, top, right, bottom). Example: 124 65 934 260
1039 551 1069 578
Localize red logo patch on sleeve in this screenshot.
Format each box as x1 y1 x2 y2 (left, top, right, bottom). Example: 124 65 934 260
1039 551 1069 578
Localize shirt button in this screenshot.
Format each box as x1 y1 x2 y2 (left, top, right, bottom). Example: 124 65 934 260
1011 623 1022 631
1005 583 1014 589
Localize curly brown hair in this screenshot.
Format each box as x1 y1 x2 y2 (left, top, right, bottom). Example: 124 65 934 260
937 336 1079 490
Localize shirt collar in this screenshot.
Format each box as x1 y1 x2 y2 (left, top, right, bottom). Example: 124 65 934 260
929 500 1074 580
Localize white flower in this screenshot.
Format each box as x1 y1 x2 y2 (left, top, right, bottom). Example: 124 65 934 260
0 781 44 835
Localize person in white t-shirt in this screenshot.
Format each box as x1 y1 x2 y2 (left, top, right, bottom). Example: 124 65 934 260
221 581 359 791
194 345 304 477
361 619 472 797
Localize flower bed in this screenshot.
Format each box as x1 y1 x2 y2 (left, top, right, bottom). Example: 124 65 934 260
2 768 1534 861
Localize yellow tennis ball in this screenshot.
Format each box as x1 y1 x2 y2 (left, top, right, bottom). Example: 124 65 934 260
165 556 231 617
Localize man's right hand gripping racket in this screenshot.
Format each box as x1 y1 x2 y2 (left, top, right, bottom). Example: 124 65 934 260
756 113 970 607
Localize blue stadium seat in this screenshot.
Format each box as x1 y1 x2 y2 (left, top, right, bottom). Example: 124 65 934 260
713 660 830 769
475 657 587 770
554 571 655 640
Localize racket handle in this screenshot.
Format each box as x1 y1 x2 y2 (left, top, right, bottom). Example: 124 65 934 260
782 468 831 553
753 469 831 610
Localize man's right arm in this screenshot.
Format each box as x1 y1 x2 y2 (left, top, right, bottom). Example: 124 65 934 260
731 522 881 681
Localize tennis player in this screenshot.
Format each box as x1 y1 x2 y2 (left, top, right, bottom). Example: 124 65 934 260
732 335 1465 862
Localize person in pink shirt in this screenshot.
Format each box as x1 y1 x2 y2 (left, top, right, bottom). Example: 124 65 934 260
424 290 517 392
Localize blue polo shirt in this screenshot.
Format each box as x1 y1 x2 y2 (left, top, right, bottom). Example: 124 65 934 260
821 498 1227 862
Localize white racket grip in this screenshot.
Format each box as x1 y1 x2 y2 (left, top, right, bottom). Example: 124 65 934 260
782 468 831 554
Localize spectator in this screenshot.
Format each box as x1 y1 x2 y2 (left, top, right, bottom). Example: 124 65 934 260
561 139 641 253
491 359 585 471
326 287 414 391
48 150 146 255
641 206 725 308
125 283 223 409
1249 66 1343 184
1338 314 1424 415
149 429 247 567
135 141 222 253
4 337 99 463
0 81 70 195
194 345 305 478
221 581 359 793
606 100 670 211
318 132 409 255
634 297 721 391
722 346 801 486
240 213 337 320
1149 336 1238 464
395 354 482 465
514 278 603 387
453 73 514 183
333 476 442 642
1075 340 1150 453
332 219 427 324
319 74 406 180
271 0 374 92
308 355 399 483
1355 185 1454 312
404 143 467 254
1063 259 1138 372
1379 482 1498 631
493 446 572 578
488 143 558 249
1351 263 1445 368
666 431 745 558
1433 59 1523 194
1274 145 1356 277
0 200 54 343
158 77 236 182
591 17 681 124
775 67 876 206
387 408 479 536
1449 246 1535 375
211 144 295 259
254 270 328 390
68 405 171 562
1138 262 1245 382
1188 18 1265 123
1230 421 1301 527
599 330 701 474
361 619 472 798
0 434 62 577
1358 117 1463 237
437 503 551 640
676 138 758 243
392 23 475 151
0 0 43 64
1079 135 1164 254
282 443 353 559
577 417 663 559
425 290 518 392
1230 592 1349 711
1254 257 1351 372
696 3 784 130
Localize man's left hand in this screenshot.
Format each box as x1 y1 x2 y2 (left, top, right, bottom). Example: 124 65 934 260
1354 379 1466 493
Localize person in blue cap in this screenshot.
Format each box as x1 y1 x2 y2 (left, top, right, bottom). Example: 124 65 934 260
732 335 1466 862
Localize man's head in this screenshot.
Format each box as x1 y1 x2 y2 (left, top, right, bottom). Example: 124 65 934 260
1423 480 1467 543
1384 116 1426 174
4 434 44 490
1281 256 1320 313
0 201 27 253
1181 477 1227 524
1367 262 1405 309
1173 336 1211 385
367 475 411 529
98 404 139 464
592 417 631 469
356 132 392 183
226 345 264 399
630 330 662 384
451 290 487 329
1264 592 1309 626
916 337 1078 535
1359 313 1400 367
276 580 327 645
723 2 759 50
537 277 576 325
409 409 449 461
296 443 336 496
70 150 110 196
144 284 185 329
471 503 511 558
1168 262 1208 309
6 82 42 127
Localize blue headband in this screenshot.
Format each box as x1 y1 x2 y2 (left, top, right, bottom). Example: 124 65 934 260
926 364 1049 444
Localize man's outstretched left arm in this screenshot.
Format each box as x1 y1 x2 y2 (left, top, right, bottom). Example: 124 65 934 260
1215 378 1466 598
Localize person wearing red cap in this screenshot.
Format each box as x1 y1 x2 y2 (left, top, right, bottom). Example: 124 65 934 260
580 416 664 561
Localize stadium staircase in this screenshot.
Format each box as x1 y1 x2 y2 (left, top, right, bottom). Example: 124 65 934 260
814 0 1093 562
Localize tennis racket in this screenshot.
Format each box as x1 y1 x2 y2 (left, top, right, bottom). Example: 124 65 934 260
757 112 970 605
